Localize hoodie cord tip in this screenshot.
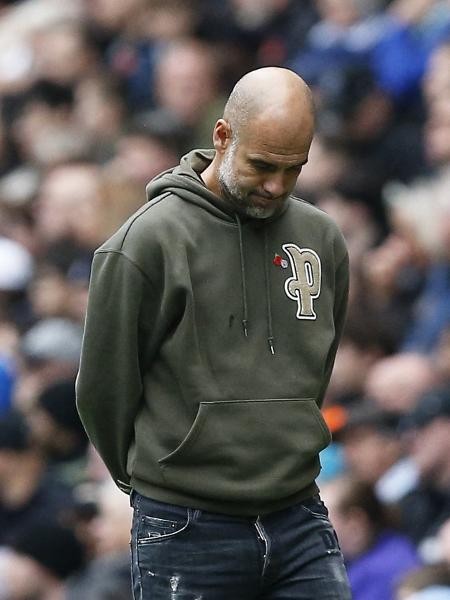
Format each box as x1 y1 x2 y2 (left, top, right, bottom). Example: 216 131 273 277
242 319 249 337
268 337 275 355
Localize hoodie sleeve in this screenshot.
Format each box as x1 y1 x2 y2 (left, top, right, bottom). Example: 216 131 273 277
76 249 157 493
316 250 349 407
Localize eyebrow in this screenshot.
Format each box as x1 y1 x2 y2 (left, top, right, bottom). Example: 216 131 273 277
249 157 308 170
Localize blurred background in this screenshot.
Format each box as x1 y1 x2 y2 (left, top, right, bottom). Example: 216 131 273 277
0 0 450 598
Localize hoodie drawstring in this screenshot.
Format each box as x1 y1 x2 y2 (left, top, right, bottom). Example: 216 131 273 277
235 215 275 354
264 230 275 355
235 215 249 337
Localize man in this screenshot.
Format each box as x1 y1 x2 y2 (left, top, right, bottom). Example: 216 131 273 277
321 475 420 600
77 67 351 599
398 387 450 545
0 409 75 546
332 402 413 500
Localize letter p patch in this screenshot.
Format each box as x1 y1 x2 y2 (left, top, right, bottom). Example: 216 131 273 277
283 244 321 319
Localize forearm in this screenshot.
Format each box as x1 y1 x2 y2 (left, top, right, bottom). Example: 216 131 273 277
76 250 154 489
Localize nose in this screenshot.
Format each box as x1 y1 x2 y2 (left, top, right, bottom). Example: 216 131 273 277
262 172 286 198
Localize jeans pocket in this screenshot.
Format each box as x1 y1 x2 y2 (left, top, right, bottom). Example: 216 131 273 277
137 513 190 545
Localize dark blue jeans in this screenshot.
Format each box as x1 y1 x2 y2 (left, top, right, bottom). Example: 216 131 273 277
130 492 351 599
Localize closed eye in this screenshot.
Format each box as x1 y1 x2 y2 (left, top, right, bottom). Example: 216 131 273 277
288 160 307 173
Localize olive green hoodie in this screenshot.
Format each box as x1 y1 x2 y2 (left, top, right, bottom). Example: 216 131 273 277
76 149 349 516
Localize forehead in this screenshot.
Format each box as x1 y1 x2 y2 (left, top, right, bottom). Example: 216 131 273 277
237 111 313 165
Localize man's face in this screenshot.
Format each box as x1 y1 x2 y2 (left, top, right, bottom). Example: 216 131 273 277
341 426 400 483
217 119 311 219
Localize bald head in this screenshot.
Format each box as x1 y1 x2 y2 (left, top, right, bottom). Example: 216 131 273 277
223 67 315 141
202 67 315 219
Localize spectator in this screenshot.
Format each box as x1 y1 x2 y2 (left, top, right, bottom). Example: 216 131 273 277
398 387 450 546
27 379 89 486
105 125 179 187
66 480 133 599
364 353 437 414
322 475 421 600
74 74 127 162
380 38 450 353
104 0 198 111
229 0 318 65
0 518 85 600
32 21 99 86
9 79 88 168
16 317 83 411
140 37 225 152
326 311 392 406
315 179 381 266
289 0 392 89
34 162 105 252
332 402 418 504
27 265 73 321
296 134 349 201
0 409 75 545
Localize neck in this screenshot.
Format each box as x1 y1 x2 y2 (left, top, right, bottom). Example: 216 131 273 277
201 158 221 198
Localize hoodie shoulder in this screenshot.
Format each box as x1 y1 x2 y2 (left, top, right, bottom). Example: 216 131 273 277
97 191 184 253
94 190 191 282
289 197 334 225
288 197 348 261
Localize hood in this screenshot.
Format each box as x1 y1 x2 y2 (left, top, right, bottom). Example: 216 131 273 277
145 148 289 225
146 149 235 222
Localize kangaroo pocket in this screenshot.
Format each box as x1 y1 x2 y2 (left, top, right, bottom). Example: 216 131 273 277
158 398 331 503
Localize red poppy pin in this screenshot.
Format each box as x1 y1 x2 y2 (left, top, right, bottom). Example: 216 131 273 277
273 253 288 269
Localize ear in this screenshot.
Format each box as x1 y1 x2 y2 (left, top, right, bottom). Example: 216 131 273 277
212 119 232 154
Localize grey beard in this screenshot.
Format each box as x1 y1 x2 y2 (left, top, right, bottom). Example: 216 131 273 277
218 177 277 219
218 146 277 219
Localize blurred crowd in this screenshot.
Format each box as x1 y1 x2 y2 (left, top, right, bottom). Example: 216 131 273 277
0 0 449 598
